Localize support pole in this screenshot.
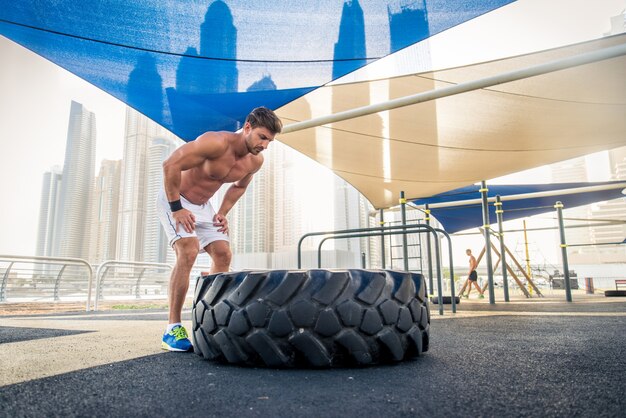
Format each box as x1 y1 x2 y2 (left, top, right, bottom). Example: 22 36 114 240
425 204 434 296
555 201 573 302
480 181 495 304
379 209 386 269
400 191 409 271
495 196 510 302
523 220 533 296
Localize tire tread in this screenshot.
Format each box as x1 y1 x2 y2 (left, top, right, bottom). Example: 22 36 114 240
193 269 430 367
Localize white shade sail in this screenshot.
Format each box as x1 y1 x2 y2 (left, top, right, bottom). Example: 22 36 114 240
276 34 626 209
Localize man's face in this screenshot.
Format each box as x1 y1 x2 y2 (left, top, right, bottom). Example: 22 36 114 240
244 123 275 155
466 250 471 256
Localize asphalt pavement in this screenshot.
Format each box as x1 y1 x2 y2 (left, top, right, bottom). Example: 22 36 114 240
1 294 624 417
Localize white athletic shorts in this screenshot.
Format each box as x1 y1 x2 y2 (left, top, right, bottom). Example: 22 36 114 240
157 189 229 253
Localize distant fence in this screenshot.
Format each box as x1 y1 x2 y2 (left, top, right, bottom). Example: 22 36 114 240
0 255 210 311
455 266 623 291
0 255 94 310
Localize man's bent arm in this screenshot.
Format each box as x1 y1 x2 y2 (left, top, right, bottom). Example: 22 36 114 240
218 173 254 216
218 184 247 216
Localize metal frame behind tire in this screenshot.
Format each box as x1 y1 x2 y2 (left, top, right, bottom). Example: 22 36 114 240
192 269 430 368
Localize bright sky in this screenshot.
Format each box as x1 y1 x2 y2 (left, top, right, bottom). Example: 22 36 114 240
0 0 624 261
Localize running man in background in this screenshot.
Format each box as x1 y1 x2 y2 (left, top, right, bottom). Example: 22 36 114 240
462 248 485 299
158 107 282 351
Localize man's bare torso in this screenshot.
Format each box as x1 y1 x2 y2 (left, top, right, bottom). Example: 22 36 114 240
469 255 477 272
179 132 261 205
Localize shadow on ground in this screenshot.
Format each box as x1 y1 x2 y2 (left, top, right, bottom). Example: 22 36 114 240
0 326 93 345
1 315 624 417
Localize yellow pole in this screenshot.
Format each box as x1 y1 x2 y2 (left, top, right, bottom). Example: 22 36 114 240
523 220 532 295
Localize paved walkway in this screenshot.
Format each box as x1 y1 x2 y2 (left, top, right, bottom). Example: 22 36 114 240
1 291 624 417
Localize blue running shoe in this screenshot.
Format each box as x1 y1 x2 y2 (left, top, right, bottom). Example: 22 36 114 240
162 325 193 352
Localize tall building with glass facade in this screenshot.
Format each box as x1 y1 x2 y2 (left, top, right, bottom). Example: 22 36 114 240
117 108 180 262
588 147 626 262
144 136 181 264
36 166 62 257
56 101 97 259
549 150 626 264
89 160 121 264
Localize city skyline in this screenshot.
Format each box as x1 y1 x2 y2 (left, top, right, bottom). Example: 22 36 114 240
2 0 625 265
29 99 377 268
30 97 626 271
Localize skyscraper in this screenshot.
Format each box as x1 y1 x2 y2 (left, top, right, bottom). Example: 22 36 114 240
89 160 122 264
588 146 626 262
56 101 97 259
117 107 179 262
332 0 378 261
36 166 62 257
144 136 181 263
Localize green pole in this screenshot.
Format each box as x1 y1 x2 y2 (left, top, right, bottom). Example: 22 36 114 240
425 204 434 296
555 201 572 302
400 191 409 271
380 209 386 269
495 195 510 302
480 181 496 304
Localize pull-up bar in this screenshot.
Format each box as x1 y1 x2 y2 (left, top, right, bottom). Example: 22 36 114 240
282 43 626 134
568 239 626 248
423 183 626 210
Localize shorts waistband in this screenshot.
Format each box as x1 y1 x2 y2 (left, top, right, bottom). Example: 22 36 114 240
180 192 208 208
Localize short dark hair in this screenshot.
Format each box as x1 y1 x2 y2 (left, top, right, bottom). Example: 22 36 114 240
246 107 283 135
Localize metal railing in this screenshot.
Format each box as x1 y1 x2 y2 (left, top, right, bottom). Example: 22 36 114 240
93 260 173 311
92 260 212 311
309 224 456 315
0 254 94 311
0 255 212 311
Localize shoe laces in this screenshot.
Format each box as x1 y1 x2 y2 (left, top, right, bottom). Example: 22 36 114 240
170 326 188 341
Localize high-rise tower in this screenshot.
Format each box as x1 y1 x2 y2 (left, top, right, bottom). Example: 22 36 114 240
89 160 122 264
117 108 179 261
56 101 97 259
144 136 181 263
331 0 379 262
36 166 62 257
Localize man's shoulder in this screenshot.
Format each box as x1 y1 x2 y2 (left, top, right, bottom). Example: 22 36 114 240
193 131 230 154
246 152 264 172
195 131 230 145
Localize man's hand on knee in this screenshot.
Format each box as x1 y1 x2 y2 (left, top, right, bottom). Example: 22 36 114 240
173 209 196 233
213 213 229 234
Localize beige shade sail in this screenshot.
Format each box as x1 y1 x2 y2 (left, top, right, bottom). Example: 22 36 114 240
276 34 626 209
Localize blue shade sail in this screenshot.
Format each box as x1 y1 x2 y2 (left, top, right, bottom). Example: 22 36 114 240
0 0 515 140
412 182 626 234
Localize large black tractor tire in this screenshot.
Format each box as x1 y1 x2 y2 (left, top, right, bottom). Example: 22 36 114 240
192 269 430 368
